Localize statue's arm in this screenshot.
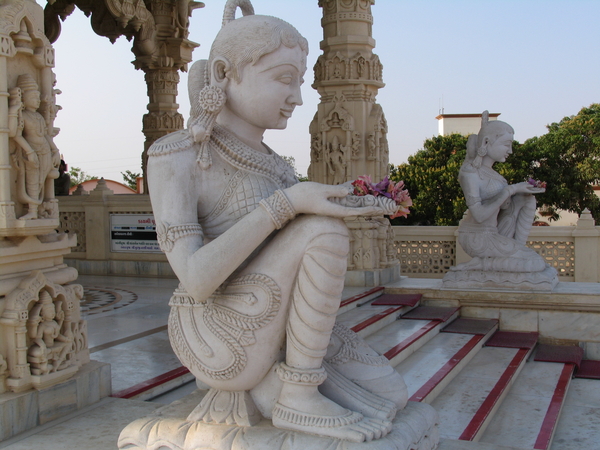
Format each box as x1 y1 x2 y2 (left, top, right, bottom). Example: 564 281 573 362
150 155 400 302
460 172 513 224
149 156 278 302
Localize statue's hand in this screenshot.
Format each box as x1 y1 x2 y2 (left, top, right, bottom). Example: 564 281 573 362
508 181 545 196
284 182 389 217
331 194 398 215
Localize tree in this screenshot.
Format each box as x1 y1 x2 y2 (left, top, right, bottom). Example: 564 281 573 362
389 134 468 225
281 155 309 182
517 104 600 221
68 167 97 188
122 170 141 191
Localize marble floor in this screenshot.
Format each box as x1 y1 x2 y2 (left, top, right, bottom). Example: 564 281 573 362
3 275 600 450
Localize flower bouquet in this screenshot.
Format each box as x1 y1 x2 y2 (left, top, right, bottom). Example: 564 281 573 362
527 178 547 189
351 175 412 219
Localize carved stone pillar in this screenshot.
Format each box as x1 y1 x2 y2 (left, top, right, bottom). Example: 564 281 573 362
310 0 398 286
43 0 203 192
0 1 109 441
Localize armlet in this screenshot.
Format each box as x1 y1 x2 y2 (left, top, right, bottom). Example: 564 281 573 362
465 194 481 207
156 222 204 252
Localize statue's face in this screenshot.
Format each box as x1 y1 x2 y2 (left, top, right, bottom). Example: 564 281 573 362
487 132 513 163
23 90 40 110
41 303 56 320
225 44 306 132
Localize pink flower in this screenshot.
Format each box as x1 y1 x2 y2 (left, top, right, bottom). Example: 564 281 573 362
351 175 411 218
352 179 371 196
527 178 547 189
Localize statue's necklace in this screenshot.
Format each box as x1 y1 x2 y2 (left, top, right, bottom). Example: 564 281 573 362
210 124 295 188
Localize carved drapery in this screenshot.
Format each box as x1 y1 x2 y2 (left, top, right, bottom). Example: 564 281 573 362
43 0 203 192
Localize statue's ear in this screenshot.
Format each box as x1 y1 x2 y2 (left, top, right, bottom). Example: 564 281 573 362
211 57 231 88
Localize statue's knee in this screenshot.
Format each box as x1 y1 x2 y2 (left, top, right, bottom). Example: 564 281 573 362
298 215 349 240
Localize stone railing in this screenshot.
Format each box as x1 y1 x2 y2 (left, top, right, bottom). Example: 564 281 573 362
393 210 600 282
57 181 173 277
58 183 600 282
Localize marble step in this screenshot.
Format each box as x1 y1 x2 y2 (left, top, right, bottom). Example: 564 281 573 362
337 286 385 315
335 297 419 338
479 361 574 450
431 337 536 442
393 319 498 404
364 306 461 368
112 366 195 401
549 377 600 450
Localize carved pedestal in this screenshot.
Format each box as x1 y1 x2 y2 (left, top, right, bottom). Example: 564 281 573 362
118 390 439 450
345 216 400 287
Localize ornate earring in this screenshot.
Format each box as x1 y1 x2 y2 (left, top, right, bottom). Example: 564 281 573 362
192 85 226 169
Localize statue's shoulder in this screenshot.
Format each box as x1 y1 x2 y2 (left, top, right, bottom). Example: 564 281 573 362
148 130 195 157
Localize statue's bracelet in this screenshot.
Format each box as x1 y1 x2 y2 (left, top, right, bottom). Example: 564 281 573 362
259 190 296 229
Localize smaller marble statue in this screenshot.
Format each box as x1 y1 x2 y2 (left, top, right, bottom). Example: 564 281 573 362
443 112 558 289
27 291 72 375
10 74 60 220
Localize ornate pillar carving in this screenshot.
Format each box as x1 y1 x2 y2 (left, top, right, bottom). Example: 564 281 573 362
310 0 398 286
43 0 203 192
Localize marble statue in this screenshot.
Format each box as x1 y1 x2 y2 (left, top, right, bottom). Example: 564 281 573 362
443 111 558 290
9 74 60 220
134 0 430 446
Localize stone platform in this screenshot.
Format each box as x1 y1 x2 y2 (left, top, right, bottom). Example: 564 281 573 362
0 360 111 441
118 389 439 450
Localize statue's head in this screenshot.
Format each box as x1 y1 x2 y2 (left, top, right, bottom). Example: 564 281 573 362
188 0 308 168
17 74 40 110
465 111 514 168
208 2 308 84
476 119 514 150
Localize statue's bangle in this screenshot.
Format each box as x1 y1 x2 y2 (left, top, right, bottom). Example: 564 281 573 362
506 185 516 197
259 190 296 229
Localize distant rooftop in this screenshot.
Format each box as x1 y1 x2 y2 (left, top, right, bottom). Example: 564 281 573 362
436 113 501 136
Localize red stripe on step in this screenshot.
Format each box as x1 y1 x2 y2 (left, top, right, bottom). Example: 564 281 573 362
340 286 384 308
533 363 575 450
459 348 529 441
112 366 190 399
409 334 484 402
383 320 441 360
351 306 404 333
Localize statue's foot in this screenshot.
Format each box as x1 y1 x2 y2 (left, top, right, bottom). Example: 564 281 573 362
273 363 392 442
272 395 392 443
320 361 396 421
326 323 408 409
19 210 38 220
450 256 482 271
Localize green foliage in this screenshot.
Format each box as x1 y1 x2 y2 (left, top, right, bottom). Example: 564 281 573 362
68 166 97 188
281 155 308 182
121 170 141 191
518 104 600 221
389 134 468 225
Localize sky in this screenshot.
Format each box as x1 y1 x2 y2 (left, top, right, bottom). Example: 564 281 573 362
45 0 600 183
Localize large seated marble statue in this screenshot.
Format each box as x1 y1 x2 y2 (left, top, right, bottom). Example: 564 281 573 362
443 111 558 290
145 0 412 444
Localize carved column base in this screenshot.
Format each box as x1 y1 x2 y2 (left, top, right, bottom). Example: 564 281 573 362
118 395 439 450
442 265 559 291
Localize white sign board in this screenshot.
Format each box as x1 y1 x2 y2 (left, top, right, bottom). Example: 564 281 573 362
110 214 161 253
